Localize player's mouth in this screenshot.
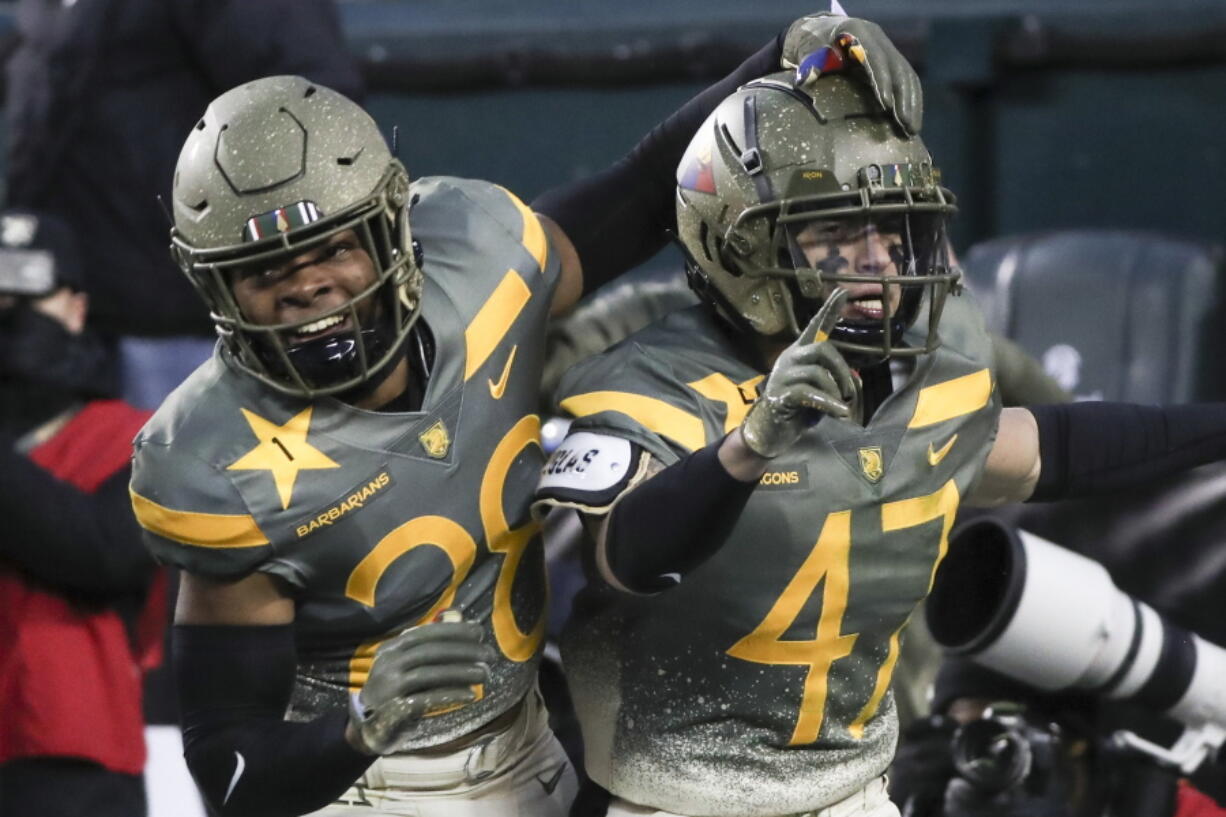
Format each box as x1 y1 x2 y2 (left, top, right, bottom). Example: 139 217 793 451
285 312 352 346
841 287 893 322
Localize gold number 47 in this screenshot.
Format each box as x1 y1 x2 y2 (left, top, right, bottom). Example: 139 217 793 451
727 480 960 745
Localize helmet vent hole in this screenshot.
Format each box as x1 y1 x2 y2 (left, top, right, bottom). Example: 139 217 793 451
719 123 742 154
186 198 208 213
336 147 364 167
698 221 713 262
304 86 317 98
713 237 741 277
195 119 206 131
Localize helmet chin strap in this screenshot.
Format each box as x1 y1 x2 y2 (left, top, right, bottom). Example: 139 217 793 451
281 322 398 401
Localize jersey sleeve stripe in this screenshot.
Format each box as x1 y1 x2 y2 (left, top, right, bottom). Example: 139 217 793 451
907 368 993 429
129 489 270 549
464 270 531 381
496 186 549 272
686 373 765 432
560 391 707 452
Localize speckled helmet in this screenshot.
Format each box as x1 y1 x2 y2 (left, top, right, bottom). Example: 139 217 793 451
170 75 422 397
675 71 959 359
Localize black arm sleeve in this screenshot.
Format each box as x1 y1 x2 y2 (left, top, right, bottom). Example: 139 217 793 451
1028 402 1226 502
0 448 153 597
532 35 783 295
604 438 757 593
175 624 374 817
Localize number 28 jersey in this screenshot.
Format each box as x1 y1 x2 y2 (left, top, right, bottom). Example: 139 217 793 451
130 177 558 751
542 294 1001 816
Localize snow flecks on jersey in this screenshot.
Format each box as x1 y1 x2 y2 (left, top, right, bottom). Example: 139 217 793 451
130 177 560 751
552 298 1000 816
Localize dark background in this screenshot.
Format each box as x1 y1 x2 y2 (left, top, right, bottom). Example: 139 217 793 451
3 0 1225 268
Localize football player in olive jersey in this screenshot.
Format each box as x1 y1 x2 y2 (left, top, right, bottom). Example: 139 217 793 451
127 14 923 817
537 69 1226 817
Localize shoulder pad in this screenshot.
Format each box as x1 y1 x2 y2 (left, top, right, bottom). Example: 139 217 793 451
412 176 552 280
535 431 651 515
554 316 757 461
130 436 272 580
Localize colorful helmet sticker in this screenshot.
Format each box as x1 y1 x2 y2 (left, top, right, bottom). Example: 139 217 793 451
242 201 324 242
678 136 717 194
793 46 848 89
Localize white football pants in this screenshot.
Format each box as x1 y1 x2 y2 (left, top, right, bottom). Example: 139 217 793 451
605 776 900 817
307 689 576 817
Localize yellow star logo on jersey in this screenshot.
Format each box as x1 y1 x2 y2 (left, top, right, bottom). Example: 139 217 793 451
228 407 340 510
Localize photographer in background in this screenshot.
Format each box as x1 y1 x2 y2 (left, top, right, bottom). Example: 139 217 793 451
0 211 165 817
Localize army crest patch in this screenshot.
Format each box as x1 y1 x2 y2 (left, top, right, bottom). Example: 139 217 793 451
858 446 884 483
419 420 451 459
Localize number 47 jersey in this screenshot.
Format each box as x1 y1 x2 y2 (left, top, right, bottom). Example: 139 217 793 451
538 296 1001 817
129 177 558 751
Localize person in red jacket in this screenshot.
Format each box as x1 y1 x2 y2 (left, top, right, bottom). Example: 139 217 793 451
0 210 165 817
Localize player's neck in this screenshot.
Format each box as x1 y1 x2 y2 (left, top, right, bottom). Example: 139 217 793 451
352 356 410 411
754 335 790 371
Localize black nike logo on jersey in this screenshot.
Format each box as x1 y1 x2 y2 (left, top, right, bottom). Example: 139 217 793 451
536 762 567 795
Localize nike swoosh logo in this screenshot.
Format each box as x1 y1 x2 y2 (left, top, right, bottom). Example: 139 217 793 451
927 433 958 467
223 750 246 806
536 762 567 795
488 345 518 400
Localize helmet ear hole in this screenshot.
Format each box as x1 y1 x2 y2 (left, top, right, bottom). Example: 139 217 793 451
712 236 743 278
698 221 713 263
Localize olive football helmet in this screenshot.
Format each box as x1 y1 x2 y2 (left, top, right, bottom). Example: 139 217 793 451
675 71 959 360
170 75 422 398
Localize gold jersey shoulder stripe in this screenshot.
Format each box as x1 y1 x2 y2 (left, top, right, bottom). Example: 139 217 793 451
464 270 531 381
129 489 269 549
908 368 993 429
560 391 707 453
687 373 764 432
496 185 549 273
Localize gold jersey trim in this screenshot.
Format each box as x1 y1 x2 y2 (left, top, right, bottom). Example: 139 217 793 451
129 489 269 549
464 270 531 381
560 391 708 453
907 368 993 429
497 186 549 273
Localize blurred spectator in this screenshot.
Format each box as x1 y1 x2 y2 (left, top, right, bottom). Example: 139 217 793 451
5 0 363 406
0 210 164 817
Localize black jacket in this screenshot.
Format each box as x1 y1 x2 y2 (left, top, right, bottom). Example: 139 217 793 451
6 0 364 337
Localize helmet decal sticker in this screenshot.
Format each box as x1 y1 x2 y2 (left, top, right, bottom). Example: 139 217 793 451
242 201 324 242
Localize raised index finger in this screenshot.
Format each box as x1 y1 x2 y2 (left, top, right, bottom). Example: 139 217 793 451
799 287 849 345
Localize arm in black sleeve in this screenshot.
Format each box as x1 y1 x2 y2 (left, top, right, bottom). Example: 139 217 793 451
0 447 154 597
531 35 783 295
601 438 758 593
176 623 374 817
1028 402 1226 502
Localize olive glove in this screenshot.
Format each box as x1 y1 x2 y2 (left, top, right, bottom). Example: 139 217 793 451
782 12 922 136
347 612 494 755
740 289 861 459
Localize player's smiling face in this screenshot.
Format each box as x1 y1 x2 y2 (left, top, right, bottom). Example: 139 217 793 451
794 217 905 323
230 229 379 344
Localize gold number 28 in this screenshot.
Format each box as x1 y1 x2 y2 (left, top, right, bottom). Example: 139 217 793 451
343 415 546 689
